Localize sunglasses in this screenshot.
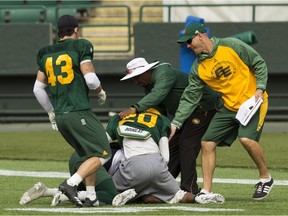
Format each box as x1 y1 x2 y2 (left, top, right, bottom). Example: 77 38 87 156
186 34 198 45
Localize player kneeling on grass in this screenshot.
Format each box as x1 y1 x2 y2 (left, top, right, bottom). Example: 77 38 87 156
20 109 224 206
19 151 117 206
106 108 225 205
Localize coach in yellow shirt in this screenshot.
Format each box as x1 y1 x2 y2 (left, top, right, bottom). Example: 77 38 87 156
170 23 273 202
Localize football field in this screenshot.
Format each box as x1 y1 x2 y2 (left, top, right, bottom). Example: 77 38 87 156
0 122 287 215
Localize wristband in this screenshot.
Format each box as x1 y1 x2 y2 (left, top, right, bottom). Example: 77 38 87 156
257 88 265 93
130 107 137 113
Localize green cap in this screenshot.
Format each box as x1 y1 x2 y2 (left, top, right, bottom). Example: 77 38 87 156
177 23 206 44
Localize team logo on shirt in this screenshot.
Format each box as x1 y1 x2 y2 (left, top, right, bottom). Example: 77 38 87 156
211 61 236 80
81 118 86 125
192 118 200 124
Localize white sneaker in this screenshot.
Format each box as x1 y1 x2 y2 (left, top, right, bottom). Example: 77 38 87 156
112 188 137 206
51 190 63 206
195 192 225 204
170 190 186 204
19 182 47 205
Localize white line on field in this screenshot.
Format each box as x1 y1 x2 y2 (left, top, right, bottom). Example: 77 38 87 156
0 169 287 185
0 169 70 178
5 206 244 214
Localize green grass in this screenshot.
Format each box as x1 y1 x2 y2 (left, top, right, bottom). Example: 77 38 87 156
0 127 288 215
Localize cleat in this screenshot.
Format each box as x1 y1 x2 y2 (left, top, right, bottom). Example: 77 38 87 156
51 190 62 206
252 178 274 200
83 198 106 207
170 190 186 204
195 192 225 204
59 180 83 207
112 188 137 206
19 182 47 205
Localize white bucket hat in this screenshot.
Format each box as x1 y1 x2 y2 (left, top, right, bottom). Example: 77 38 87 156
120 57 159 81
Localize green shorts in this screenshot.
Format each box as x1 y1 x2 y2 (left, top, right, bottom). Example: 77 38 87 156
202 99 268 146
56 110 111 160
69 151 118 204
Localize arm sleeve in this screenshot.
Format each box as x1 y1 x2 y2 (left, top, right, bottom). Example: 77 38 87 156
106 132 113 143
159 137 169 163
84 72 101 90
158 115 171 163
33 80 53 112
106 114 121 141
78 39 94 62
231 38 268 90
172 67 205 128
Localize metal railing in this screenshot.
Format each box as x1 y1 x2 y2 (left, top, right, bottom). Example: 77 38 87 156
0 93 144 123
0 93 287 123
139 3 288 22
55 4 132 53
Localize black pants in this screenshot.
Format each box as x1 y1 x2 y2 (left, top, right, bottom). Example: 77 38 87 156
168 110 216 194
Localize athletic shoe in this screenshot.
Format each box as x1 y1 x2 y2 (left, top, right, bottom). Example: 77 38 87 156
59 180 83 207
19 182 47 205
112 188 137 206
169 190 186 204
50 190 62 206
252 178 274 200
195 192 225 204
83 198 106 207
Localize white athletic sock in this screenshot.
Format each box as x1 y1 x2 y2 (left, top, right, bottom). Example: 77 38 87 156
45 188 59 196
200 189 211 194
260 174 272 183
86 186 96 200
67 173 83 186
60 194 69 202
77 191 87 201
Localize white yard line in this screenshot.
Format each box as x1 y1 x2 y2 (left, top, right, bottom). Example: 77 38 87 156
0 169 287 185
6 206 244 214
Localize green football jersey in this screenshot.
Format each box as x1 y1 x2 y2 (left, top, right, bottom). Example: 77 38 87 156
36 38 94 114
106 111 171 147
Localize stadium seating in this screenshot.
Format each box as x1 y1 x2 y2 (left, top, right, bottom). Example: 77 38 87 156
0 1 94 24
0 7 45 23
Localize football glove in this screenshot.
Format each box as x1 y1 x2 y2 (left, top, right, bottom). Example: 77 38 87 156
97 89 106 105
48 110 58 131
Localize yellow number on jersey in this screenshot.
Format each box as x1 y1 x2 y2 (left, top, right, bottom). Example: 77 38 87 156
45 54 74 86
137 112 158 128
119 112 158 128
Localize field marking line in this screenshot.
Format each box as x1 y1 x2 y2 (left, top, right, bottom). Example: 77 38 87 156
5 206 244 213
0 169 287 185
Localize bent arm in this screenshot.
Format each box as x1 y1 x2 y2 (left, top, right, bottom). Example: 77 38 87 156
159 136 169 163
81 60 106 104
33 71 53 112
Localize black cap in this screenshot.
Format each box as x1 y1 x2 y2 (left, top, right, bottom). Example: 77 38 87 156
57 15 78 30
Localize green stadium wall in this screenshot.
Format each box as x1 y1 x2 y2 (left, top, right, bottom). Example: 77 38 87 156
0 23 287 122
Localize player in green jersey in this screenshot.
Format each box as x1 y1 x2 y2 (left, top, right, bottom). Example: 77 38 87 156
19 152 117 206
33 15 111 207
119 57 220 195
107 108 224 205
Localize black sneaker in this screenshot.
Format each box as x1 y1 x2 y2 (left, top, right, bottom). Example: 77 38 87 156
252 178 274 200
83 198 106 207
59 180 83 207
